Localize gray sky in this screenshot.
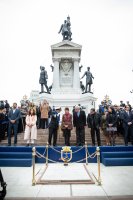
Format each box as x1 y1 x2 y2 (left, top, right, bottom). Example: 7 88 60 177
0 0 133 106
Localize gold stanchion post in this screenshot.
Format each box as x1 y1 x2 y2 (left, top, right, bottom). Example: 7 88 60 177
85 142 88 165
96 146 101 185
46 142 49 166
32 146 36 186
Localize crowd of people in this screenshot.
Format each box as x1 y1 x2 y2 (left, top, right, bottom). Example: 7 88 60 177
0 99 133 147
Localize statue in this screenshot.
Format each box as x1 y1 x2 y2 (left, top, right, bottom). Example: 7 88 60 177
50 64 54 72
80 81 85 93
39 66 50 94
58 16 72 41
81 67 94 93
79 65 83 72
49 84 53 92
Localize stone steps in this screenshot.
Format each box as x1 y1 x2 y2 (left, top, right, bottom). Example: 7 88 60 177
0 128 125 146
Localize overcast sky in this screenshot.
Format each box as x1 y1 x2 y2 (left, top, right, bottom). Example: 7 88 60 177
0 0 133 106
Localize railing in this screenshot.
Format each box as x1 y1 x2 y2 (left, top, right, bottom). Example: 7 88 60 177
32 142 102 186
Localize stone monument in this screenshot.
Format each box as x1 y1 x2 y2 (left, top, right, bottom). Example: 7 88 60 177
35 16 97 113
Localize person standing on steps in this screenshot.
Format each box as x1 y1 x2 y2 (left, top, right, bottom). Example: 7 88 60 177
8 103 20 146
106 106 117 146
73 105 86 146
61 107 73 146
48 108 59 146
24 109 37 146
40 99 49 133
87 108 101 146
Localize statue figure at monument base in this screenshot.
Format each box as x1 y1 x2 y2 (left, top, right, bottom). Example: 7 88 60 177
81 67 94 93
39 66 50 94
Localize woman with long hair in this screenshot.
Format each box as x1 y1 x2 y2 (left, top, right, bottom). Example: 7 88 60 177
40 99 49 132
24 109 37 146
106 106 117 146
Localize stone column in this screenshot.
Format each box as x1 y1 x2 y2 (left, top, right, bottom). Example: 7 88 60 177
73 58 80 89
52 58 60 89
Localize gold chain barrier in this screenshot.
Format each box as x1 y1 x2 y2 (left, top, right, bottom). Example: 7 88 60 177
32 147 36 186
32 143 102 186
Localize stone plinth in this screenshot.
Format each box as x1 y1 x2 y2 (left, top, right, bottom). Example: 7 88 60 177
32 40 97 113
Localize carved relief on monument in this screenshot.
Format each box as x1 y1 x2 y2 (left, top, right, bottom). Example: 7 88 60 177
59 59 73 87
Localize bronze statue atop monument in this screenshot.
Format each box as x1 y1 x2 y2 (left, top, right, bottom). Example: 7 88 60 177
39 66 50 94
58 16 72 41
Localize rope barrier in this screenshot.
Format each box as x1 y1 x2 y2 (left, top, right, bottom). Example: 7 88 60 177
35 149 97 164
49 145 85 154
49 146 61 153
36 151 57 163
71 152 97 163
71 146 85 154
32 146 102 186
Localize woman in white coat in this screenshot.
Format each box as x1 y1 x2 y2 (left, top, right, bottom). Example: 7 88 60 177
24 109 37 146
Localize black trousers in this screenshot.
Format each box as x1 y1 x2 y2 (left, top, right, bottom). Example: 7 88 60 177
76 127 85 146
41 118 48 129
123 125 133 145
48 127 57 146
63 129 71 146
91 127 101 146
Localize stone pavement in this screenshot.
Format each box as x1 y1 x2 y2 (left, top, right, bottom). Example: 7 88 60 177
1 163 133 200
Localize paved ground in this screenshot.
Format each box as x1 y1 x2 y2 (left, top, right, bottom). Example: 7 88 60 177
1 163 133 200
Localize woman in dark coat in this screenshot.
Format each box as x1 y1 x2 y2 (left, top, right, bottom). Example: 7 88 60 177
61 107 73 146
106 106 117 146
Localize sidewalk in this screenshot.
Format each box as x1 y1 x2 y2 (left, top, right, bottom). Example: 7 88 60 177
1 163 133 199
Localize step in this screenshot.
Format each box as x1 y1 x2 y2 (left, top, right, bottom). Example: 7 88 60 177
0 146 32 152
101 146 133 152
0 152 32 159
102 157 133 166
102 151 133 159
0 158 32 167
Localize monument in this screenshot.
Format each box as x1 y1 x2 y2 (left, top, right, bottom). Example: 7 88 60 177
35 16 97 113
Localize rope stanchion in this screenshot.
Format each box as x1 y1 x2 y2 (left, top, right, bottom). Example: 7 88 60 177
46 142 49 166
32 147 36 186
96 146 101 185
85 142 88 165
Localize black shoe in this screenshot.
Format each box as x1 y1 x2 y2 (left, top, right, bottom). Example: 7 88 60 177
26 144 29 147
14 144 17 146
8 144 11 146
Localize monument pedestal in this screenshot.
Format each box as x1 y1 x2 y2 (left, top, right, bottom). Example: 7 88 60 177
33 40 97 113
38 91 96 114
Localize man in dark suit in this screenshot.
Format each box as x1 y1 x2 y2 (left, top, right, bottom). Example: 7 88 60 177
8 103 20 146
87 108 101 146
122 105 133 146
73 105 86 146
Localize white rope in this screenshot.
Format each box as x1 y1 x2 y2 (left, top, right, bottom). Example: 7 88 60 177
34 148 47 176
35 150 97 164
49 146 61 153
71 152 97 163
72 146 85 154
87 149 97 159
36 151 57 163
49 145 85 154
